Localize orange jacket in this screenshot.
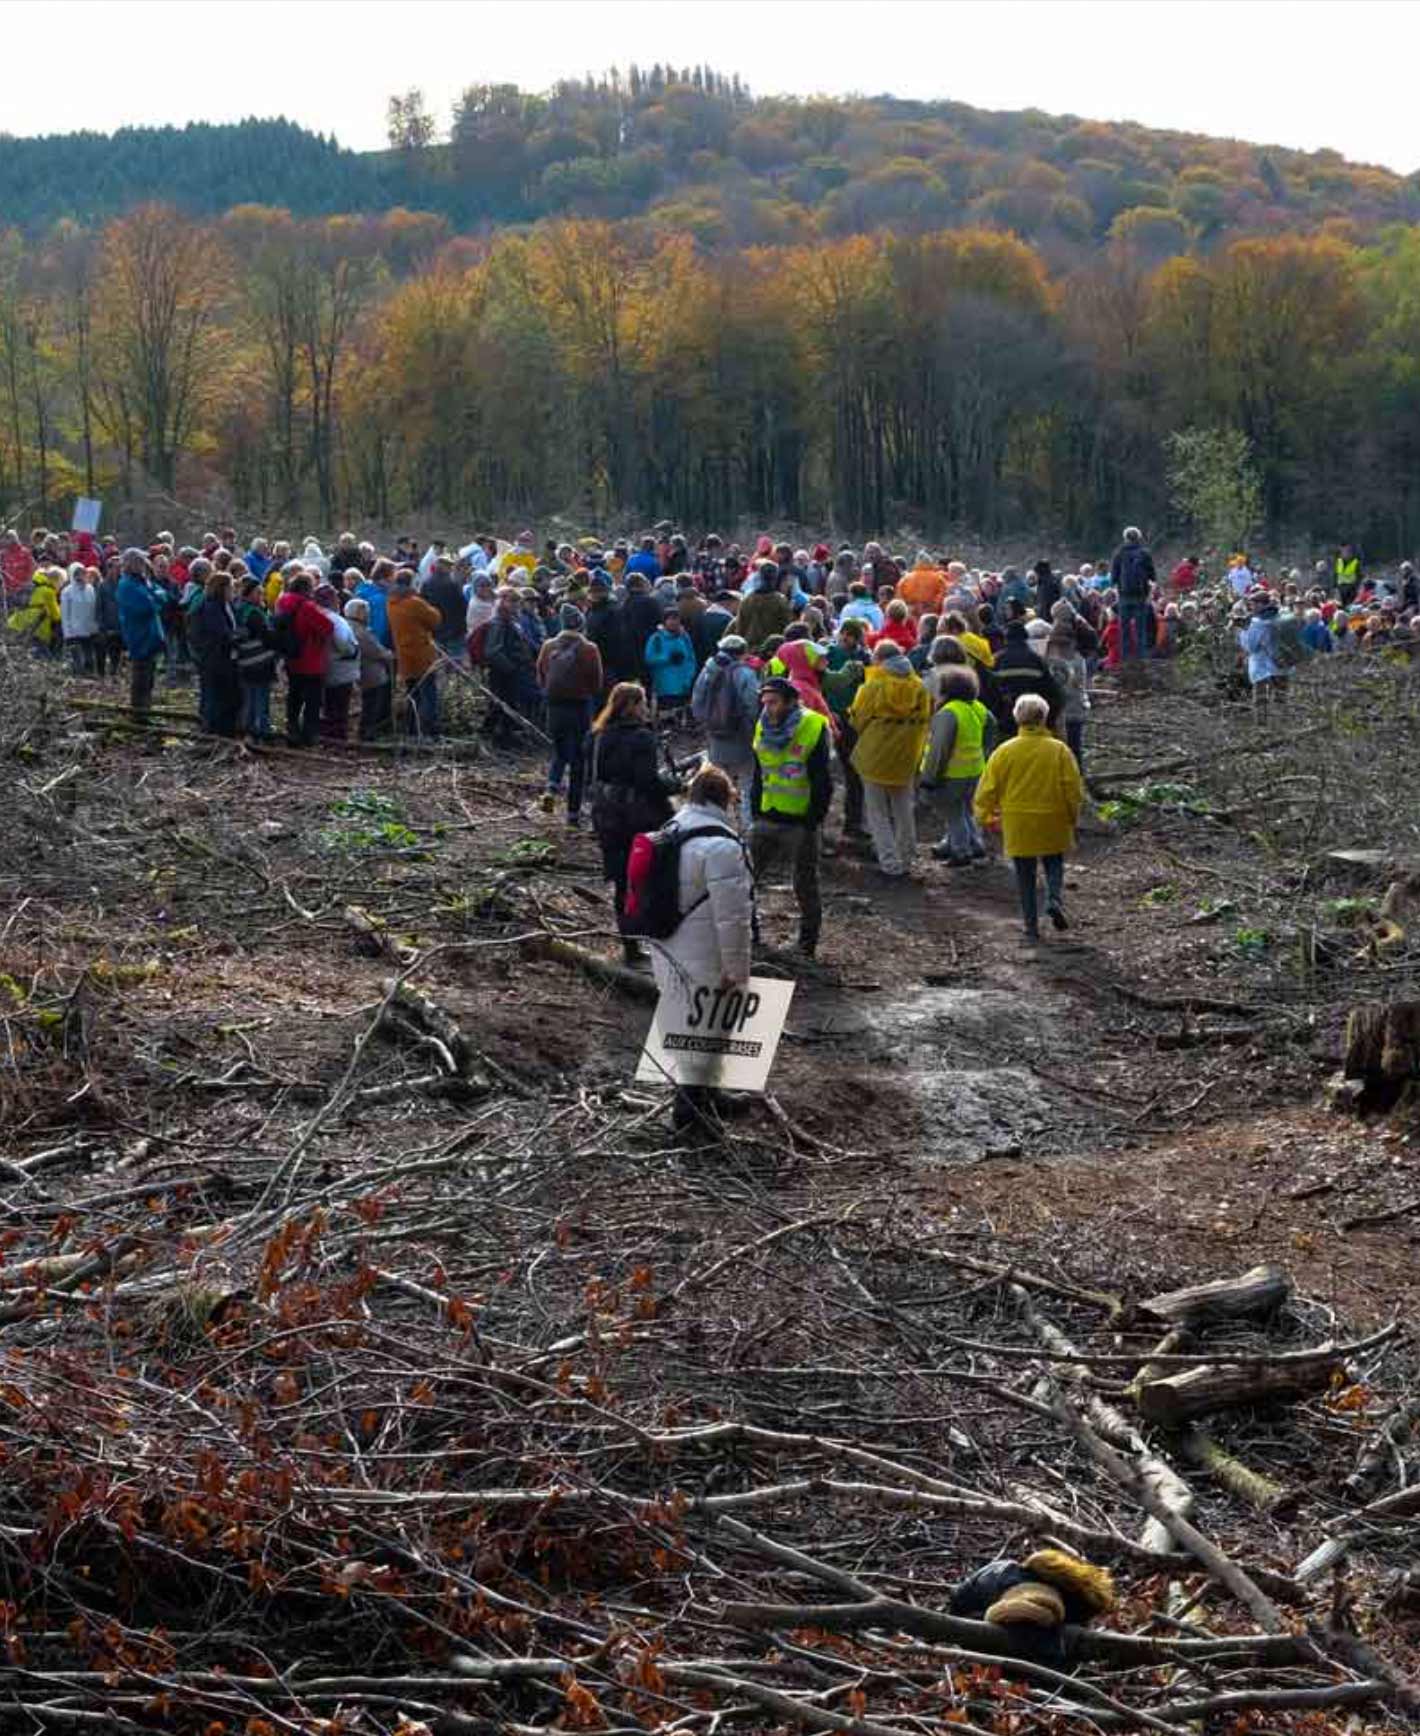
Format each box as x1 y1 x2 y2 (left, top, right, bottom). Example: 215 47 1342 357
388 588 442 682
896 566 947 617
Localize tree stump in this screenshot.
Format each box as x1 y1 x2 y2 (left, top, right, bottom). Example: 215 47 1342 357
1343 1002 1420 1083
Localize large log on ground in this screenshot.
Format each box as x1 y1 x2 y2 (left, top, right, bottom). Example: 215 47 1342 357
1137 1356 1341 1427
1140 1263 1291 1327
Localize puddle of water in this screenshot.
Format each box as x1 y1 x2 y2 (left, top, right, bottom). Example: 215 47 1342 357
835 984 1087 1166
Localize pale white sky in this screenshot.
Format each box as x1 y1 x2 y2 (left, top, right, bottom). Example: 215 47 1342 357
6 0 1418 173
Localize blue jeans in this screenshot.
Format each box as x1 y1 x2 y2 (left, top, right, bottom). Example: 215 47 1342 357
1119 599 1149 662
1013 854 1064 937
241 682 272 738
939 777 983 859
546 699 592 815
406 671 440 739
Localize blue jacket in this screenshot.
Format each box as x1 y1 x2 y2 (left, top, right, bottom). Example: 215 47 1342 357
245 548 273 583
624 550 661 582
117 573 166 659
644 627 697 698
1300 619 1333 654
354 579 391 649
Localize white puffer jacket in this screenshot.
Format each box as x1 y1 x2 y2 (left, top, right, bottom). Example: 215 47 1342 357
651 802 753 990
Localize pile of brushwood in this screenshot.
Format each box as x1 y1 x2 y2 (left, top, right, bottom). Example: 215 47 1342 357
0 641 1417 1734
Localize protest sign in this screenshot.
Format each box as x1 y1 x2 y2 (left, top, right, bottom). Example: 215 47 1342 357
635 974 795 1094
72 498 102 534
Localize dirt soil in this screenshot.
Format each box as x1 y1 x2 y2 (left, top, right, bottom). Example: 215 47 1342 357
1 660 1418 1733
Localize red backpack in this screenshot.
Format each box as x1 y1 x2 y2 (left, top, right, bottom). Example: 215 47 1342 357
623 822 736 939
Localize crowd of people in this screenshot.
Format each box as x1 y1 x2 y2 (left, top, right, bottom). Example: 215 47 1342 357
1 518 1408 988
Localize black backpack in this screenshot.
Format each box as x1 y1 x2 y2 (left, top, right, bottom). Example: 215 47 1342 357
623 822 736 940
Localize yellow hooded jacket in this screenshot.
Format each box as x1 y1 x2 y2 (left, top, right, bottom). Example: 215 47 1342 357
8 570 61 645
848 660 932 787
974 723 1084 858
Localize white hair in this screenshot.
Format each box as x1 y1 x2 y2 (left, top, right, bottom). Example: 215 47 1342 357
1013 693 1050 727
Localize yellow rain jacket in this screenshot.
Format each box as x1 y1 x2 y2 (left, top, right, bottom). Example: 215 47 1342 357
848 659 931 787
958 629 996 670
8 571 60 645
974 723 1084 858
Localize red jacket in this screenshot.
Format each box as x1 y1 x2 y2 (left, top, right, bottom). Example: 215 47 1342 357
869 617 917 655
2 543 34 597
277 592 333 676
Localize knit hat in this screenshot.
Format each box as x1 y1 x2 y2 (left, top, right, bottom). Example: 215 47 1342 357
559 604 585 631
718 634 748 654
985 1583 1066 1629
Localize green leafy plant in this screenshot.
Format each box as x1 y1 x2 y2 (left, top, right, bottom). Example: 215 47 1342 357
1141 883 1178 907
1233 925 1271 956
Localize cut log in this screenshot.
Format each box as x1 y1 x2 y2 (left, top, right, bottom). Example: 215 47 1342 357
345 904 414 964
522 934 659 1002
1344 1395 1420 1500
1343 1001 1420 1081
1137 1355 1341 1427
1140 1263 1291 1327
1012 1285 1193 1555
1176 1426 1290 1513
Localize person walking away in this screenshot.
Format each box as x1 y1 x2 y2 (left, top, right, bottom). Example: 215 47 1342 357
992 614 1064 738
651 764 755 1140
587 682 676 963
822 620 870 840
1335 544 1362 607
644 608 697 723
621 572 663 685
482 586 536 747
60 564 98 674
921 664 993 864
387 567 442 740
692 633 760 826
195 568 241 737
749 676 833 957
276 574 333 748
733 561 792 651
234 577 278 742
1032 559 1061 620
537 604 604 826
317 583 361 742
848 642 932 879
116 549 165 718
1044 606 1090 770
95 560 123 678
974 693 1084 944
1110 526 1156 661
345 597 395 740
1239 588 1286 718
896 551 947 618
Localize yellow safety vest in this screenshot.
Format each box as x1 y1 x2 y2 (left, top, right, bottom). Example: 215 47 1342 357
943 697 988 779
1336 557 1360 582
754 709 827 818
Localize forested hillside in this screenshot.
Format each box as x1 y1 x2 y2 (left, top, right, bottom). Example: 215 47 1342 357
5 70 1420 552
4 70 1420 254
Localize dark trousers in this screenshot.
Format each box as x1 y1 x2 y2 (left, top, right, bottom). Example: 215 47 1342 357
405 671 440 739
129 656 157 718
321 682 354 742
749 818 822 951
203 659 241 737
547 698 593 815
65 637 95 675
836 723 865 830
97 633 123 677
1119 599 1149 662
286 672 323 746
1012 854 1064 938
1065 718 1085 770
359 682 392 740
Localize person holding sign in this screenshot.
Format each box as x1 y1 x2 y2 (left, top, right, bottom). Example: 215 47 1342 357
648 764 754 1138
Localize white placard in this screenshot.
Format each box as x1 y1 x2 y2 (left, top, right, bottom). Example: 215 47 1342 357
71 498 102 534
636 974 795 1094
